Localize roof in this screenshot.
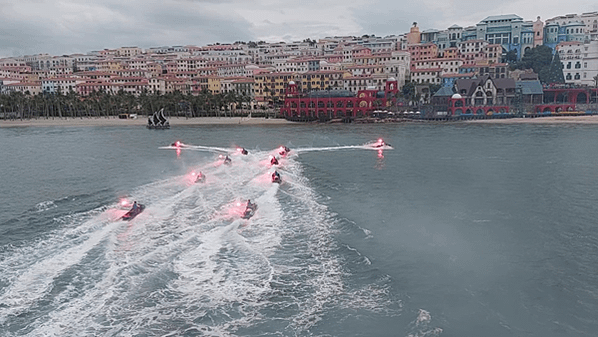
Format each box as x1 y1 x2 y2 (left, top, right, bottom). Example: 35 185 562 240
308 90 355 98
448 24 462 29
516 80 543 95
455 76 515 95
433 86 456 97
480 14 523 23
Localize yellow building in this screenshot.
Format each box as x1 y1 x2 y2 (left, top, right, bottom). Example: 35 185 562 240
207 76 221 94
295 70 349 92
254 72 295 103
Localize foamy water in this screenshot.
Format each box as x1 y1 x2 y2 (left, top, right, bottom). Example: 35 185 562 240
0 142 395 336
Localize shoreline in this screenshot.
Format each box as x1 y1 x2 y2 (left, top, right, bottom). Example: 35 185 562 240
4 115 598 128
462 115 598 124
0 116 295 128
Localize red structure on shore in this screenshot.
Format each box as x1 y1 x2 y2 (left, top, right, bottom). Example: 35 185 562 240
280 78 399 120
543 87 598 105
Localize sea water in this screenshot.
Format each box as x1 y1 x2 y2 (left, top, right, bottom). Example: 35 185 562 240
0 123 597 336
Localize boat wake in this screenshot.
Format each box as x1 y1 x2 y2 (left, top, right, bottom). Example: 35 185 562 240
0 144 395 335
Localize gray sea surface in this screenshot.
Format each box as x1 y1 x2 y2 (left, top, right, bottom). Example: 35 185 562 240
0 123 597 336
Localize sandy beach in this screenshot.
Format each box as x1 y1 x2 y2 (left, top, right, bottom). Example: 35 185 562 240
463 115 598 124
0 116 295 128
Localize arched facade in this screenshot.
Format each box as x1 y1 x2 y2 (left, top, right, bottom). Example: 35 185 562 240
281 79 399 119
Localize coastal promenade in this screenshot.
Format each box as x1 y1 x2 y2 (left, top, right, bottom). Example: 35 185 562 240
0 116 294 128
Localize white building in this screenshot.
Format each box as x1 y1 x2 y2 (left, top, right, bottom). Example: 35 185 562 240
558 40 598 86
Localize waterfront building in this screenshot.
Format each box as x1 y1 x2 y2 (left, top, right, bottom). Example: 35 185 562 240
352 51 410 88
294 70 348 93
557 40 598 86
41 77 80 94
280 77 399 119
253 71 295 103
164 76 190 94
148 77 166 94
452 75 516 109
76 80 113 96
231 78 255 100
2 81 42 95
112 79 150 95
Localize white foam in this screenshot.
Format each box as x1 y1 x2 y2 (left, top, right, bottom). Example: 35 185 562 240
3 145 391 335
0 220 119 323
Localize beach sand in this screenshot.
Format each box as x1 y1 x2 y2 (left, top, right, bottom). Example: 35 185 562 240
0 116 295 128
463 115 598 124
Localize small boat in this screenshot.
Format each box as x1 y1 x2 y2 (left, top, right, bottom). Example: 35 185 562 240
147 108 170 129
122 204 145 221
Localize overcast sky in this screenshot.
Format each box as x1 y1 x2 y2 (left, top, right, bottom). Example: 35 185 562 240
0 0 596 58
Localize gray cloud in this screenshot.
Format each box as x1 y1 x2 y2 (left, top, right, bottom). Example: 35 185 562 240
0 0 255 56
0 0 595 57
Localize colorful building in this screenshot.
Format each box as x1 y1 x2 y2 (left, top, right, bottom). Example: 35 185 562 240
280 78 399 120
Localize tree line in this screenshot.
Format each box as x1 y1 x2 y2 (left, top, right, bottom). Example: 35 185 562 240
0 88 257 120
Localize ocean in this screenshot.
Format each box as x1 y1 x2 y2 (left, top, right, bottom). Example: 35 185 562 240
0 123 597 336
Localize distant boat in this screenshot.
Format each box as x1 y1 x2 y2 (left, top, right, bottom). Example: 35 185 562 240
147 108 170 129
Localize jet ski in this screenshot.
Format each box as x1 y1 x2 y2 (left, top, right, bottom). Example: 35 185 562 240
272 171 282 184
223 155 232 165
242 200 258 219
372 138 391 148
122 203 145 221
279 146 291 156
270 156 279 166
194 172 206 183
240 148 248 155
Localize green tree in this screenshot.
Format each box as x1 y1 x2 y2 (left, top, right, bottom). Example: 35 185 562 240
402 81 417 102
505 49 518 63
511 45 552 76
543 51 565 84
